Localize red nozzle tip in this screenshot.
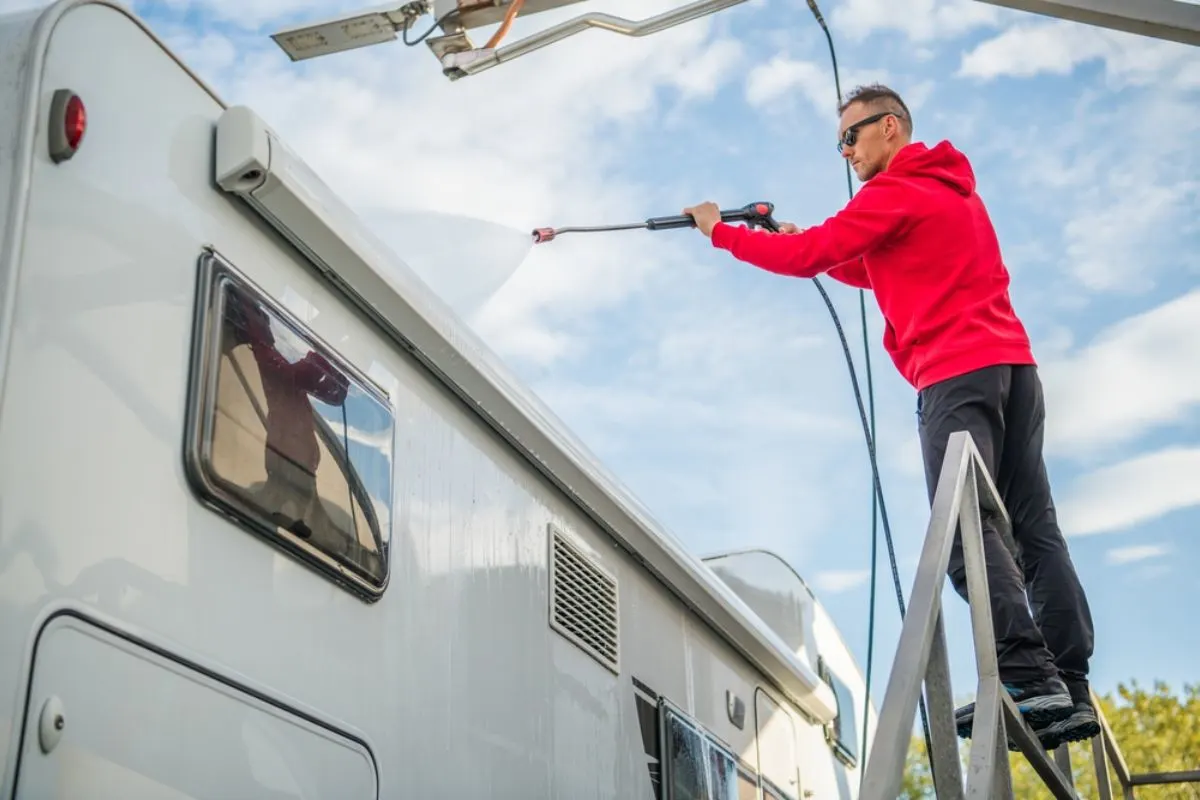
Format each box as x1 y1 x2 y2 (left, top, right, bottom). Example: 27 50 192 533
755 203 769 215
532 227 555 243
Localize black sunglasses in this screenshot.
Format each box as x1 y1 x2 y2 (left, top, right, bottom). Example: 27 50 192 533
837 112 893 153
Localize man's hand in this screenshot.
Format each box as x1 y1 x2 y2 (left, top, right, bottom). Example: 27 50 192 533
682 202 721 237
683 203 805 238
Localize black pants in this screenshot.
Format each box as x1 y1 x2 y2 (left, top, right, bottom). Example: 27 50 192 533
917 364 1094 686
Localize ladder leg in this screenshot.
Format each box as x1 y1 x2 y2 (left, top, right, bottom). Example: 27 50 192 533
925 613 964 798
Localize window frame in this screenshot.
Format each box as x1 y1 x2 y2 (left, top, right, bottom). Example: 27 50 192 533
183 249 396 601
817 656 859 769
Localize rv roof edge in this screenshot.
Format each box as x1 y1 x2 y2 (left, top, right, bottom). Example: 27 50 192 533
211 101 840 724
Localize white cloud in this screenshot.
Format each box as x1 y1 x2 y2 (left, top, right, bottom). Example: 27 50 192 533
742 56 923 120
813 569 871 593
1105 543 1169 565
1040 289 1200 457
962 40 1199 298
744 56 830 113
959 20 1200 89
829 0 1003 43
1059 447 1200 536
670 36 746 99
1061 176 1200 293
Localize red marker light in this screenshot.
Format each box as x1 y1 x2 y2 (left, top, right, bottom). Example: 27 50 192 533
755 203 768 215
49 89 86 164
64 95 86 149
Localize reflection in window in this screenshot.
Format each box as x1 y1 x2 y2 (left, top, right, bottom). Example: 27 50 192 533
708 746 758 800
187 254 395 599
708 744 734 800
667 714 708 800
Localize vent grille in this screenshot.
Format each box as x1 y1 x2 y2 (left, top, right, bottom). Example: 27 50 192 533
549 524 620 673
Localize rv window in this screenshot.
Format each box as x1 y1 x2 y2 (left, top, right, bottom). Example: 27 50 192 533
708 746 735 799
664 707 759 800
666 713 707 800
820 659 859 767
186 253 395 599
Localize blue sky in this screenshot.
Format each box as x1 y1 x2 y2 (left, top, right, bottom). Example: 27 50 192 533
10 0 1195 707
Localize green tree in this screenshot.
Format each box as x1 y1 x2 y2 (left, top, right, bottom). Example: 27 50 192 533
899 680 1200 798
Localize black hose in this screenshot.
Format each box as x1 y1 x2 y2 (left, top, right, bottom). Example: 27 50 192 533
404 8 459 45
801 0 938 784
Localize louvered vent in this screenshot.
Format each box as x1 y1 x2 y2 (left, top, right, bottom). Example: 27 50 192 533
549 524 620 674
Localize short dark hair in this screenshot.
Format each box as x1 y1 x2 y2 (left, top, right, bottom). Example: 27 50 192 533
839 83 913 135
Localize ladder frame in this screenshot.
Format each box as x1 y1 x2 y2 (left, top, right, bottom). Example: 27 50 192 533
859 429 1200 798
858 429 1077 799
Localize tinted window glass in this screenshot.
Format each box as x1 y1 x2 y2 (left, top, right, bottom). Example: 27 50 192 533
830 669 858 764
707 744 758 800
187 253 395 598
820 659 859 767
666 713 708 800
708 744 735 800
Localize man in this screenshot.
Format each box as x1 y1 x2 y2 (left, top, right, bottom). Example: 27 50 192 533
684 84 1098 750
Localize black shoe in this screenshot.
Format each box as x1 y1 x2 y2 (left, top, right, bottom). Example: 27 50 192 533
955 675 1075 745
1037 679 1101 750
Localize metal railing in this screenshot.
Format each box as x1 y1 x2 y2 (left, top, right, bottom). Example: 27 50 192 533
856 429 1200 799
1059 693 1200 799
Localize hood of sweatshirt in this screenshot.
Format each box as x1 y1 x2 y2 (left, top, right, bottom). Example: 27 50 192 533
884 140 976 197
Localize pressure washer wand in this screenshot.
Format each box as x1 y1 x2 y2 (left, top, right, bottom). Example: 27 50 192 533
531 201 779 243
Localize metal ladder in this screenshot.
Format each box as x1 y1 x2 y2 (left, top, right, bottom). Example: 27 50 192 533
857 430 1200 798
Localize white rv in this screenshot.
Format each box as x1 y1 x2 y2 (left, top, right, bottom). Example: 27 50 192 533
0 1 875 797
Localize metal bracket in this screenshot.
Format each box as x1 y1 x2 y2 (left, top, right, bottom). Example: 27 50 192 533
271 1 432 62
429 0 753 79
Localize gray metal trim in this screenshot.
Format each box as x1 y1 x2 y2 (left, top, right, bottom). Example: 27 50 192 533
1131 770 1200 786
973 0 1200 46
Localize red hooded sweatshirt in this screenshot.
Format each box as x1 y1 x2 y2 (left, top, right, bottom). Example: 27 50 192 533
711 140 1036 391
